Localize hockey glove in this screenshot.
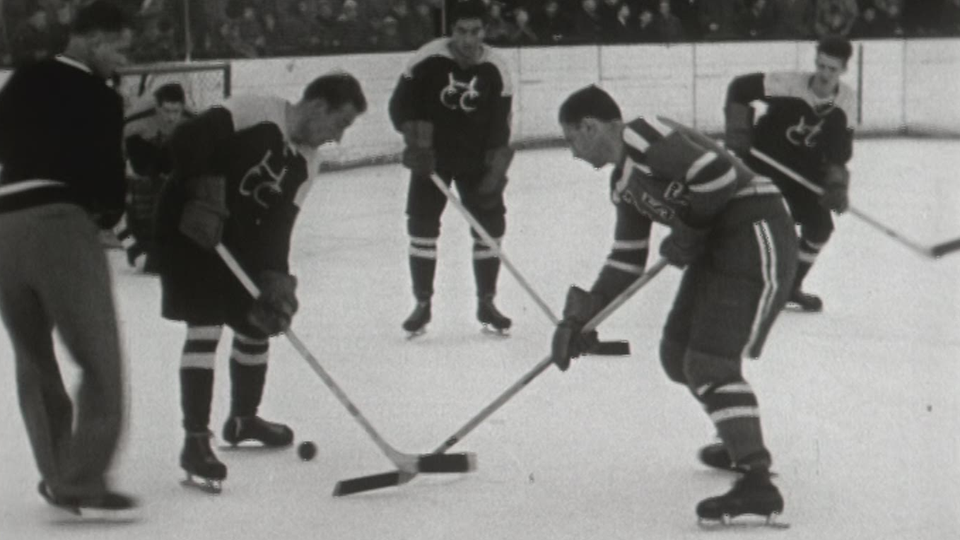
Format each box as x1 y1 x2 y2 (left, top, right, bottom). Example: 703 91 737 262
723 102 754 157
178 175 229 250
550 286 602 372
247 271 299 336
819 163 850 214
400 120 435 176
660 224 709 268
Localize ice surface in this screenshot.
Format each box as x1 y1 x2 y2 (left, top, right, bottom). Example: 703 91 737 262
1 139 959 539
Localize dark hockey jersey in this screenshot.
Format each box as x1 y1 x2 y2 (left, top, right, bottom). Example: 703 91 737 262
0 56 125 224
388 38 512 172
124 104 195 178
167 94 319 274
727 72 855 183
590 115 779 303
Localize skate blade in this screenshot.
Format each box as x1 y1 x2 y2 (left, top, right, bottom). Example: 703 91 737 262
405 327 427 340
784 302 822 313
697 513 789 530
480 325 510 337
181 475 223 495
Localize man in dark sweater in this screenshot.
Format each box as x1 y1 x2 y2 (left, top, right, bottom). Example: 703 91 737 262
0 0 138 520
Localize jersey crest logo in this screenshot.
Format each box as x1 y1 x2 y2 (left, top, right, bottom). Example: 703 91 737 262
440 73 481 112
663 181 689 206
785 116 824 148
239 149 288 208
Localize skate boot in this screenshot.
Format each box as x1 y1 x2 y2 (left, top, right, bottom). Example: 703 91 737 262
477 294 511 335
38 481 139 521
697 468 786 528
180 431 227 494
402 300 431 338
786 288 823 313
222 415 294 448
698 442 738 472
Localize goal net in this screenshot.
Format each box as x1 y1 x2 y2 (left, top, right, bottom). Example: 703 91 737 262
116 60 231 116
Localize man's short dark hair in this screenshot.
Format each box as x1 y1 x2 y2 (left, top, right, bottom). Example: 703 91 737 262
154 83 186 105
559 85 623 125
447 0 487 30
817 35 853 64
303 72 367 113
72 1 131 35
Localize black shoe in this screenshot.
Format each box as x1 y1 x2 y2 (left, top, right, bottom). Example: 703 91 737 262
180 431 227 493
477 295 511 333
696 469 784 522
786 289 823 312
402 300 431 335
39 481 139 520
222 415 294 448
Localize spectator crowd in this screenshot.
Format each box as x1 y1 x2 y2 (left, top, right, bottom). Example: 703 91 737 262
1 0 959 66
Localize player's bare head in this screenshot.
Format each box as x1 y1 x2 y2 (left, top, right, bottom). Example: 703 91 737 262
154 83 187 126
447 0 487 63
294 72 367 147
559 85 623 168
813 36 850 92
68 1 132 80
817 36 853 66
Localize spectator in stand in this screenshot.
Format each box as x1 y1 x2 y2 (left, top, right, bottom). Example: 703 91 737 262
941 0 960 36
597 0 623 38
670 0 702 41
573 0 604 43
485 2 513 45
608 2 635 43
850 4 893 37
395 0 435 48
11 8 57 64
278 0 322 55
237 4 266 56
814 0 858 37
532 0 573 44
770 0 813 39
316 0 341 50
508 6 539 44
699 0 743 40
131 16 178 62
654 0 685 42
336 0 377 52
739 0 777 39
873 0 905 36
635 6 659 41
378 14 407 50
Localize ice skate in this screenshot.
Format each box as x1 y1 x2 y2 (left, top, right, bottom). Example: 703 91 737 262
786 289 823 313
180 431 227 494
222 415 294 448
696 469 788 529
477 295 511 336
402 300 431 338
698 442 739 472
39 481 140 522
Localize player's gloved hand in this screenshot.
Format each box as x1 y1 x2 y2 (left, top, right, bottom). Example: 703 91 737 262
660 224 709 268
178 175 229 250
550 286 602 372
247 271 299 336
723 102 754 157
401 120 435 176
819 163 849 214
476 146 515 210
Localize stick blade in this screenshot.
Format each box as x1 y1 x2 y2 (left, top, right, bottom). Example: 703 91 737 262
930 237 960 258
416 452 477 473
333 471 408 497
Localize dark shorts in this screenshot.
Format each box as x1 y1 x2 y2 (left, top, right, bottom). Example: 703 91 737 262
662 195 798 360
750 160 834 244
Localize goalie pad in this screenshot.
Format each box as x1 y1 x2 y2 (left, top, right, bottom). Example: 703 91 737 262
723 103 753 157
247 271 298 336
178 175 229 250
820 163 849 213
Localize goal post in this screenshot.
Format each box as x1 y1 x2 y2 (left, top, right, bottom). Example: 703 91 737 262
116 60 231 115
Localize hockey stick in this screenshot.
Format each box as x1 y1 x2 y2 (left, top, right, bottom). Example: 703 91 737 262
750 148 936 259
215 244 476 476
428 173 629 355
929 237 960 258
333 258 669 496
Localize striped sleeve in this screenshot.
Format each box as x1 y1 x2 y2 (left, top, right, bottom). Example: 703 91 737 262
590 201 652 306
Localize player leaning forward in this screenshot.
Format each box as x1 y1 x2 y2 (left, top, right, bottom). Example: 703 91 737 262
388 0 515 336
551 85 797 524
725 36 855 312
155 73 367 492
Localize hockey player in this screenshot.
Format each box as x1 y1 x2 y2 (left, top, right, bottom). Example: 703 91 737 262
388 0 515 336
116 82 191 273
0 1 139 518
725 36 855 312
154 72 367 493
551 85 797 525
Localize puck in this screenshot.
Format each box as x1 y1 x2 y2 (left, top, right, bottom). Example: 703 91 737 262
298 441 317 461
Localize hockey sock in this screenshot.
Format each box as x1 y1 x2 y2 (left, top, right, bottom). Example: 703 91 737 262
696 379 771 469
472 239 501 298
228 333 269 418
180 326 221 432
408 235 438 301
